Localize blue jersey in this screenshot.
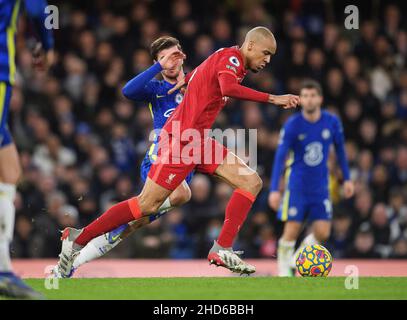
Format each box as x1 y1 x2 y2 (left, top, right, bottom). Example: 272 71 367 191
0 0 54 84
270 111 350 196
122 62 193 183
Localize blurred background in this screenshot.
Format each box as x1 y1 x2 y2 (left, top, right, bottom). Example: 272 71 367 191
10 0 407 261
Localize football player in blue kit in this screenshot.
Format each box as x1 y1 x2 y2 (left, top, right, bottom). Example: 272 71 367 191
0 0 54 299
52 36 193 277
268 80 354 276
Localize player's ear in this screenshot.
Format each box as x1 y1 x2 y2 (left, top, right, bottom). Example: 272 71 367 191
318 95 323 104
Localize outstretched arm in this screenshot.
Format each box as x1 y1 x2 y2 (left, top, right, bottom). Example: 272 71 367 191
218 72 299 108
218 72 269 103
122 63 162 101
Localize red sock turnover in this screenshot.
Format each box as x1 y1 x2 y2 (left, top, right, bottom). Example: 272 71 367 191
75 197 142 246
217 189 256 248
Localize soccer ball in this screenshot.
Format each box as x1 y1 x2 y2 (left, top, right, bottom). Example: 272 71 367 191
295 244 333 277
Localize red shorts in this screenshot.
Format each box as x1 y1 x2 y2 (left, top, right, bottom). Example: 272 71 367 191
148 135 229 190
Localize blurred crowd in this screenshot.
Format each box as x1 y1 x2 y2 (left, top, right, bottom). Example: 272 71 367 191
9 0 407 260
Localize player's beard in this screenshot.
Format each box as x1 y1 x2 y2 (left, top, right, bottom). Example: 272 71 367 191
304 105 318 114
163 71 180 82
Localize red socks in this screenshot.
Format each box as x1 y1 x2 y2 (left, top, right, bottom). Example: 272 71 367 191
217 189 256 248
75 197 142 246
74 189 255 249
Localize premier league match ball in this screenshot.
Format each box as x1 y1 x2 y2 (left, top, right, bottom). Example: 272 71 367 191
296 244 333 277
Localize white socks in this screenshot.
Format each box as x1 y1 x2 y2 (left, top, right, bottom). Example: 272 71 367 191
73 234 116 269
293 233 319 265
0 183 16 272
73 197 173 269
277 238 295 277
277 233 320 276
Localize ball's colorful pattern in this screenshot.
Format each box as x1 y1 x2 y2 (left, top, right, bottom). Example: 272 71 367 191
296 244 333 277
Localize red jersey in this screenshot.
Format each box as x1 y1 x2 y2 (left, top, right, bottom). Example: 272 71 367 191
149 46 269 190
163 46 247 138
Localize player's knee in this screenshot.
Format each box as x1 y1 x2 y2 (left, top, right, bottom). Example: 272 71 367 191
314 229 330 242
173 187 191 206
245 173 263 195
0 163 21 185
138 195 165 215
282 230 298 242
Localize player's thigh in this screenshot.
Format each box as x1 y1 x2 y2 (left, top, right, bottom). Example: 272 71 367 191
308 197 332 240
212 151 262 195
277 190 306 223
138 177 173 214
143 157 191 207
0 83 20 184
279 191 304 241
0 142 21 184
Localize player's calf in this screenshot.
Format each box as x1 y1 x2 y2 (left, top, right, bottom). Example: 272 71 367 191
136 178 173 216
313 224 331 243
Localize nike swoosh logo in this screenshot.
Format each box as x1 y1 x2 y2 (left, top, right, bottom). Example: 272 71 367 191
156 95 166 98
109 233 121 243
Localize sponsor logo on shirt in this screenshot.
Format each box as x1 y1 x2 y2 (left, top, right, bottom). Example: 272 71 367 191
164 108 175 117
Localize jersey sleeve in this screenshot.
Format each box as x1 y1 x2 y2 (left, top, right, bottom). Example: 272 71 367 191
218 73 269 103
216 51 269 103
332 115 351 181
217 51 244 79
269 122 296 192
122 63 162 101
24 0 54 50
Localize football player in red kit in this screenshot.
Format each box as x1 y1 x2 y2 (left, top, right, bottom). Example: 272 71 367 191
56 26 299 276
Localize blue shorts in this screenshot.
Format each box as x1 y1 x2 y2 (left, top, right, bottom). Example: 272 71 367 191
277 190 332 222
140 143 194 184
0 82 13 148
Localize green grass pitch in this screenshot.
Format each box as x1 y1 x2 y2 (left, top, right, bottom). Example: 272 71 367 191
14 277 407 300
